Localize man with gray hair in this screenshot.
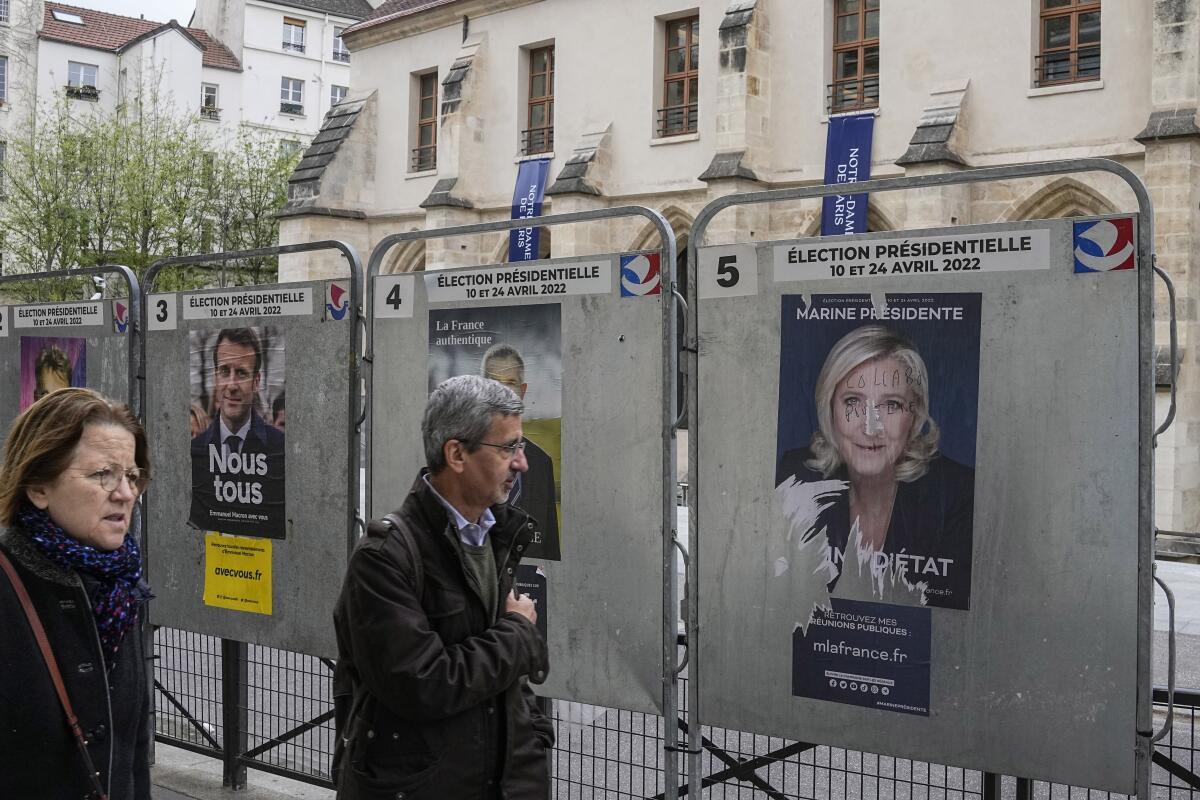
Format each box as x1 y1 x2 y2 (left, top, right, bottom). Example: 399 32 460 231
332 375 553 799
481 342 561 560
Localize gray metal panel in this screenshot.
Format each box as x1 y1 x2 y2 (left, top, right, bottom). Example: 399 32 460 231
370 255 667 714
696 218 1140 791
145 281 353 657
0 303 126 427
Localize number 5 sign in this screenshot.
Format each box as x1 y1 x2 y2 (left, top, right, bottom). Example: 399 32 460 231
697 244 758 300
373 275 416 319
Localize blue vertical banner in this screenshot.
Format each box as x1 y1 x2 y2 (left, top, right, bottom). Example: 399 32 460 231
509 158 552 262
821 113 875 237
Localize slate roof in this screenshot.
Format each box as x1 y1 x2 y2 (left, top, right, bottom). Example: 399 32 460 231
270 0 375 19
41 2 242 72
343 0 460 36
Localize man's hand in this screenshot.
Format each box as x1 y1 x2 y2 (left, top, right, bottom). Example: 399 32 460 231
506 590 537 625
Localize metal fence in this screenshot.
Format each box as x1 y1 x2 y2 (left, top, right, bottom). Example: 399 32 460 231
153 625 1199 798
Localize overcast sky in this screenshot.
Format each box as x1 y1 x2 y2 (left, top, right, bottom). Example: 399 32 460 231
73 0 197 24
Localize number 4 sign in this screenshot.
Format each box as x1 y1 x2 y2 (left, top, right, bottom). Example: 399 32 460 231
373 275 416 319
697 244 758 300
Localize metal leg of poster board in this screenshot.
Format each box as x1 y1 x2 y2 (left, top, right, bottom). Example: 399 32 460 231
983 772 1000 800
365 206 682 797
655 717 812 799
221 638 248 789
686 158 1157 800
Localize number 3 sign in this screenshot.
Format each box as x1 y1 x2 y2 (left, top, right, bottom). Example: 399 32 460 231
697 244 758 300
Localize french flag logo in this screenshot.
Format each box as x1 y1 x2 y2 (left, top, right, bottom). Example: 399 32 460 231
326 282 349 320
1073 218 1135 273
113 301 129 334
619 253 662 297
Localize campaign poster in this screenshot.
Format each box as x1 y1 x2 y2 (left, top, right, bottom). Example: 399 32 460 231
428 303 562 560
188 327 287 539
793 598 931 716
20 336 87 410
774 293 980 615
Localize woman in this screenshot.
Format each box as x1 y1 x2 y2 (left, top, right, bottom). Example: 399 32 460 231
776 325 974 608
0 388 153 799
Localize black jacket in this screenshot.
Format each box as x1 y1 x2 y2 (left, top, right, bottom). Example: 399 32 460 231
776 448 975 609
0 528 151 800
333 472 553 800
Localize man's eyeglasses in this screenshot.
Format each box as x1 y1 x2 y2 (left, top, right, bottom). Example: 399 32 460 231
476 440 526 458
77 464 151 494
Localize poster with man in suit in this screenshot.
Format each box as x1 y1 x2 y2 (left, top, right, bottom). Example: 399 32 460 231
189 326 287 539
428 303 562 560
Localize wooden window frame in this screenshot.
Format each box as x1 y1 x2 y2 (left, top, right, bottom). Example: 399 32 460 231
331 84 348 106
830 0 879 114
524 46 555 155
1035 0 1101 87
659 15 699 137
283 17 306 53
413 72 438 172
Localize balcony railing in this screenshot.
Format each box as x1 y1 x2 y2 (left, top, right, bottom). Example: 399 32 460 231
521 126 554 155
1034 47 1101 87
280 101 304 116
332 50 350 63
65 84 99 101
200 105 221 121
656 103 697 137
411 145 436 172
827 76 879 114
282 41 305 53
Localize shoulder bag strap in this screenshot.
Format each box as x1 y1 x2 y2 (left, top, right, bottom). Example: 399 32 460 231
0 549 110 800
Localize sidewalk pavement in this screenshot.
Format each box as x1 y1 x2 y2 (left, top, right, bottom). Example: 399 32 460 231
152 743 333 800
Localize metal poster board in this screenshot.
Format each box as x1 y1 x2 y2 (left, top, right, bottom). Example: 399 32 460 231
694 214 1147 793
369 251 671 714
143 278 357 657
0 284 137 428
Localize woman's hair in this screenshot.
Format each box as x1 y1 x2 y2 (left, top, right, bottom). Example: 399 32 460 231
805 325 940 482
0 388 149 526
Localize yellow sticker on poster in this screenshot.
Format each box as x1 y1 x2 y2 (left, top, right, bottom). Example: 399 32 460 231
203 532 272 615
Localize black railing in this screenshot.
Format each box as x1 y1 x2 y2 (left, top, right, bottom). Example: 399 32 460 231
1034 47 1101 87
65 84 99 101
200 106 220 121
154 623 1200 797
657 103 698 137
827 75 879 114
522 126 554 155
332 50 350 63
282 41 305 53
411 145 436 172
279 102 304 116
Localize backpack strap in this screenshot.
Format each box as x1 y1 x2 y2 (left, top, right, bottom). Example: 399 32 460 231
382 512 424 599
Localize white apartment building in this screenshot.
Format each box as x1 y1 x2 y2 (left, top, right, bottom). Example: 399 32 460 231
0 0 371 151
191 0 373 141
275 0 1200 532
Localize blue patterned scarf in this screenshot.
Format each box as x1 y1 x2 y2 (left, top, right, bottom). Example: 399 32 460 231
17 505 151 669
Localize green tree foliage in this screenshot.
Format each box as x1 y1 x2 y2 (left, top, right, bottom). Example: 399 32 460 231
0 89 301 300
